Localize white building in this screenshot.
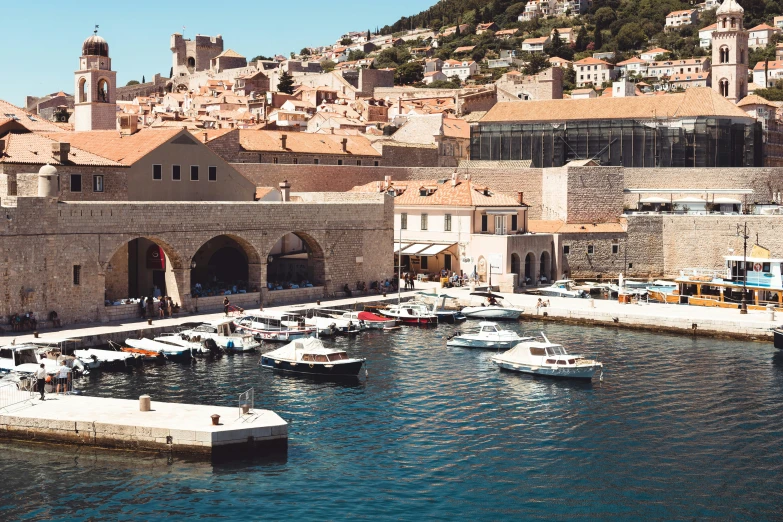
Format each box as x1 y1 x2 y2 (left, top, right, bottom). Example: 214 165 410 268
442 60 479 81
521 37 550 53
748 23 781 49
423 71 447 84
646 58 711 80
665 9 699 31
616 56 648 77
574 57 617 87
640 47 671 61
752 60 783 88
699 23 718 48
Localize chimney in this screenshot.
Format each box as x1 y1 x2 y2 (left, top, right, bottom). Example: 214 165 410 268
384 175 392 190
376 181 382 191
451 171 458 186
202 132 208 143
0 139 5 156
518 191 524 204
280 134 288 149
51 142 70 163
341 138 348 152
279 180 291 202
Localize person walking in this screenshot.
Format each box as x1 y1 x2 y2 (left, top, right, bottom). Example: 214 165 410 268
223 296 230 316
55 361 71 395
35 363 47 401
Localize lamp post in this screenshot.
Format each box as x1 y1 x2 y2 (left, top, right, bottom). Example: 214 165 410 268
737 222 749 315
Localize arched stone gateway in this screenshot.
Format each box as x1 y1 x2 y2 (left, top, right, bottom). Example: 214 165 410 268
191 234 262 294
511 253 521 287
540 251 552 284
524 252 535 285
265 231 327 295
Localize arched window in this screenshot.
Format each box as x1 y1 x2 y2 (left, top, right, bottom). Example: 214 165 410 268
97 79 109 103
187 57 196 70
719 78 730 98
719 46 729 64
739 48 745 64
721 17 727 29
78 78 87 103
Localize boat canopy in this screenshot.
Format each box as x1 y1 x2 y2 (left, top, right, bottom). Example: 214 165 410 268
263 337 341 359
470 291 498 298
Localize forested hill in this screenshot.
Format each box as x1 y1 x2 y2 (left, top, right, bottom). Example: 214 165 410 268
380 0 526 34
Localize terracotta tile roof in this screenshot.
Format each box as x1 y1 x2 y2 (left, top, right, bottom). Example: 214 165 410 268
481 88 752 123
454 46 476 53
528 220 624 233
617 57 647 65
667 9 695 16
700 23 718 31
523 37 549 44
255 187 276 199
351 179 522 207
215 49 245 58
753 60 783 70
43 128 183 165
442 117 470 139
574 57 612 66
0 132 122 166
0 99 66 133
189 128 234 142
643 47 670 55
737 94 777 107
749 23 777 31
528 220 564 233
238 130 380 156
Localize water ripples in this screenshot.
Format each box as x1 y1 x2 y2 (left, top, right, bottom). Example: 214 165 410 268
1 322 782 520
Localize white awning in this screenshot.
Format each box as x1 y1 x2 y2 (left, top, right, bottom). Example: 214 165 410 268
485 209 518 215
418 244 455 256
394 243 412 253
639 197 670 204
713 197 742 204
673 197 706 204
401 243 431 255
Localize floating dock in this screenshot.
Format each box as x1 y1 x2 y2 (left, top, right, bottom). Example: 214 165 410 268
0 394 287 460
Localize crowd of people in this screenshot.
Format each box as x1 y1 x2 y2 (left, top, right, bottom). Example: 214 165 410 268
191 280 252 297
267 280 314 291
138 293 179 319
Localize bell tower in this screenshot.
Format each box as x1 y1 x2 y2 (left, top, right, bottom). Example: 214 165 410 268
711 0 748 103
74 26 117 131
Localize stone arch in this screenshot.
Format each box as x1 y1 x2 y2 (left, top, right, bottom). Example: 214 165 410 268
190 234 263 296
719 78 730 97
102 235 185 308
719 46 729 64
78 77 87 103
97 78 110 103
539 251 552 284
524 252 536 285
511 253 521 287
266 231 326 289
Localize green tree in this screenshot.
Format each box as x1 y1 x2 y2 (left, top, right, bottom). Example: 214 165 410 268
425 79 463 89
348 50 367 61
594 7 617 30
616 23 646 51
126 80 140 86
142 75 146 83
340 37 353 45
252 55 272 62
563 66 577 91
321 60 336 72
277 71 295 94
593 27 603 51
300 48 311 56
395 62 424 85
545 29 574 60
522 52 551 75
367 30 371 40
575 26 589 52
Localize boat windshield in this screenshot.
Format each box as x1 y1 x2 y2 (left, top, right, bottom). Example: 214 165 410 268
545 345 566 356
16 349 38 365
327 352 349 362
480 326 497 333
529 347 547 356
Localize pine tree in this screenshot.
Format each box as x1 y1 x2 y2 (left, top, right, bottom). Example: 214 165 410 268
142 75 146 83
277 71 295 94
455 24 461 37
575 26 588 52
367 29 371 40
550 29 564 56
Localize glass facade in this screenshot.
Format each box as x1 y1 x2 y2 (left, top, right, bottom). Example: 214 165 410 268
471 118 763 168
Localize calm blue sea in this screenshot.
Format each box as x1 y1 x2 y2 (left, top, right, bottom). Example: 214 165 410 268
1 322 782 520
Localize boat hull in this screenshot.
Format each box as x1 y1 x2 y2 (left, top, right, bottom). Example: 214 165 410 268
774 329 783 350
493 359 601 380
259 357 364 377
446 338 518 349
436 312 467 324
461 307 522 320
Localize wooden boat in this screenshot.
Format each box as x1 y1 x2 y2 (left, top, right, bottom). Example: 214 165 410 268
260 337 365 377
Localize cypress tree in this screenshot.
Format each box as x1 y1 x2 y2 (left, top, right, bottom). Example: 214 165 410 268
593 27 603 50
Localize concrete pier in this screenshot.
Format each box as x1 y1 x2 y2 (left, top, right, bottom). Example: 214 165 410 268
0 394 287 460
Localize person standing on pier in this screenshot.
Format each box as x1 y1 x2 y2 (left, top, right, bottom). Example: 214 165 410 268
224 296 230 316
35 364 46 401
55 361 71 395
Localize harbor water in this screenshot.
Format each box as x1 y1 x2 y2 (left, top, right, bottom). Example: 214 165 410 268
2 322 783 520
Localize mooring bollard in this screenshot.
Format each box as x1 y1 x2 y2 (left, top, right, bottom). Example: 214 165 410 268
767 304 775 321
241 404 250 415
139 394 151 412
33 331 39 338
211 414 221 425
147 318 153 325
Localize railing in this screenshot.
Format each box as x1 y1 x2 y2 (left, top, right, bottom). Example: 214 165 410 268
0 379 35 412
239 388 255 421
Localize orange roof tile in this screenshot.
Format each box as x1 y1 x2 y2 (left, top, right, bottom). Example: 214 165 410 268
43 128 183 165
351 179 521 207
0 99 67 133
238 130 380 156
0 133 122 166
442 117 470 139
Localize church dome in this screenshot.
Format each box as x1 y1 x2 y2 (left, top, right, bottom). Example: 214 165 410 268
82 34 109 57
717 0 744 15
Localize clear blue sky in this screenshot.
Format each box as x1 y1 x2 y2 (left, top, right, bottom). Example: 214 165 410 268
1 0 434 106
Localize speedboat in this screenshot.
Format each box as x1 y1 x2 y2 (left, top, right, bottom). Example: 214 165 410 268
446 322 533 349
180 320 261 352
414 293 467 324
157 333 225 357
379 303 438 325
304 314 362 335
73 347 139 369
125 338 193 359
537 280 587 298
28 337 99 372
0 344 86 376
233 311 314 342
491 334 603 380
259 337 366 377
461 292 523 320
330 310 397 329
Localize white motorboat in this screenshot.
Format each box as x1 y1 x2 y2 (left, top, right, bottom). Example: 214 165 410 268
413 293 467 324
304 314 362 335
537 280 588 299
29 337 99 371
379 303 438 324
327 310 397 329
0 344 85 376
259 337 365 377
233 311 314 342
446 322 533 349
125 338 193 359
491 334 603 380
73 348 139 369
180 320 260 352
154 333 223 357
461 292 523 320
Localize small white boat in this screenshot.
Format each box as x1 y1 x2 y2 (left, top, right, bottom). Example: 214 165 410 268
73 348 138 369
328 310 397 329
537 280 587 299
154 333 222 357
461 292 523 320
446 322 533 349
0 344 84 376
29 337 99 371
413 293 467 324
304 315 361 335
379 303 438 324
125 338 193 359
234 311 314 342
181 320 261 352
491 334 603 380
259 337 366 377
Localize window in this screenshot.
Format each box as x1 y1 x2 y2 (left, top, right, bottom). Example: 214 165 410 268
293 158 298 165
172 165 181 181
93 175 104 193
374 160 380 167
314 158 319 165
356 160 362 166
587 245 594 255
190 166 199 181
70 174 82 193
612 243 619 254
495 215 506 235
420 256 428 269
563 245 570 255
400 213 407 230
481 215 488 232
421 213 428 230
338 159 344 166
444 254 452 270
511 214 518 231
208 166 217 182
273 157 279 164
73 265 81 285
152 164 162 180
444 214 452 231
